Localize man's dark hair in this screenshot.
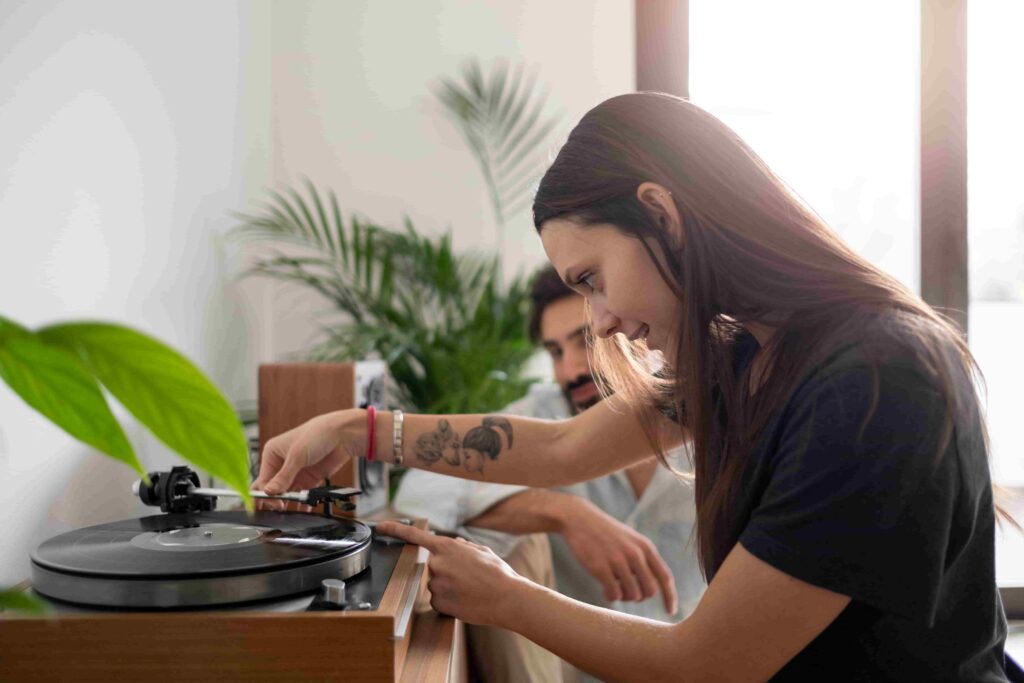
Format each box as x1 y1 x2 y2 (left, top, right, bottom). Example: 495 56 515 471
528 264 577 343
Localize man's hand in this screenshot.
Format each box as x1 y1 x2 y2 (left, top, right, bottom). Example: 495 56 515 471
559 498 678 614
466 489 678 614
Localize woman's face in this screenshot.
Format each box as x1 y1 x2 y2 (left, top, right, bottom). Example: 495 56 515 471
540 219 679 352
462 448 485 473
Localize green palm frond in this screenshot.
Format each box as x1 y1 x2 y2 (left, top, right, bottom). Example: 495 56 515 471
435 59 560 238
232 181 536 414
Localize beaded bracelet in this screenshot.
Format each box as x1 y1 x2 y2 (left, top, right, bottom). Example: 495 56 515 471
392 409 404 467
365 405 377 461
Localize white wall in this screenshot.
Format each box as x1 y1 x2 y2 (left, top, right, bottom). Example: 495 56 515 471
261 0 634 358
0 1 632 586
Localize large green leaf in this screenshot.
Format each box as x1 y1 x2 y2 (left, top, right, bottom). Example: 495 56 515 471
38 323 251 506
0 316 142 475
0 587 47 614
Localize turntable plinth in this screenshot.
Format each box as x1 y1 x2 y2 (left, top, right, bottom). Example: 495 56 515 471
0 520 464 682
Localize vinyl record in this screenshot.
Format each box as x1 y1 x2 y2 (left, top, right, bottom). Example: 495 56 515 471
30 511 372 609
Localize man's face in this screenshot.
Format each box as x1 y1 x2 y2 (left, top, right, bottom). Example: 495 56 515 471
539 294 602 414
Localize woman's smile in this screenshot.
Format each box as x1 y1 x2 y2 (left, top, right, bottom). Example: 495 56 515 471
627 323 649 343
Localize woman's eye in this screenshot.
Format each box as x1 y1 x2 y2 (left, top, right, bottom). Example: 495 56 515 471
579 272 597 290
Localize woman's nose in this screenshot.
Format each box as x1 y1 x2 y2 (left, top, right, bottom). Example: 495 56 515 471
590 297 620 338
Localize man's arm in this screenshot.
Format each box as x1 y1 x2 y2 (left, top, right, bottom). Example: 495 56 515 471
467 489 678 611
465 488 573 534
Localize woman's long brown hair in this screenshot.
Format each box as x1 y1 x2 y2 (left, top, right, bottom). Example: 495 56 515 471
533 92 1005 579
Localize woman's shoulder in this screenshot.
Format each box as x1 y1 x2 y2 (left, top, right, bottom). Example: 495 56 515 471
782 310 980 442
810 310 965 383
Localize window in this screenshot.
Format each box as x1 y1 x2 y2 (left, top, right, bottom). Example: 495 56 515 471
967 0 1024 486
689 0 919 292
679 0 1023 586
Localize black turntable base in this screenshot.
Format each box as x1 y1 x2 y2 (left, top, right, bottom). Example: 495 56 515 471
31 510 379 609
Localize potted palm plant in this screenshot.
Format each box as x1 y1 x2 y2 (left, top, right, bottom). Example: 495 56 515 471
232 58 559 415
232 183 536 415
433 58 561 276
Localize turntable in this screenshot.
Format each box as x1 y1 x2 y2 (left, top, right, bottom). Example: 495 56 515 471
0 466 457 682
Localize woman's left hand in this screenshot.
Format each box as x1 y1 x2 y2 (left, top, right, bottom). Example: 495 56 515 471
375 521 525 628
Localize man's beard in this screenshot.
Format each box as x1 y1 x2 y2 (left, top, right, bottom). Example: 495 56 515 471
563 374 603 415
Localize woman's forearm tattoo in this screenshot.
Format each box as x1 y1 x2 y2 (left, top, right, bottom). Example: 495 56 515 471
413 417 513 474
414 419 462 466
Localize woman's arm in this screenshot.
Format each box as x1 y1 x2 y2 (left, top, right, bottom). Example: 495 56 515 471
399 395 683 485
378 522 850 682
507 543 850 681
255 396 685 494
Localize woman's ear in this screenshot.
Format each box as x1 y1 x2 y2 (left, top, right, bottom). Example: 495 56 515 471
636 181 684 247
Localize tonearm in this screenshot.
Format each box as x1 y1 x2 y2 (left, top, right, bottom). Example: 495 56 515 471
133 466 362 515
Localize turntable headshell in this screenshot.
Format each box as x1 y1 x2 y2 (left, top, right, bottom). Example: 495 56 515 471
134 465 362 515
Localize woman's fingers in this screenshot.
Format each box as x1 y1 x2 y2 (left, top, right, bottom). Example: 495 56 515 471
254 428 296 492
254 416 346 495
263 453 307 494
375 521 448 554
375 525 522 627
380 524 465 616
251 455 278 493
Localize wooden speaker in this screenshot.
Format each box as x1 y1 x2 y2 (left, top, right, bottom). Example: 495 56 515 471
258 360 391 516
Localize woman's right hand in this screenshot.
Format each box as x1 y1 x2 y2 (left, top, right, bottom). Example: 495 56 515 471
252 410 366 495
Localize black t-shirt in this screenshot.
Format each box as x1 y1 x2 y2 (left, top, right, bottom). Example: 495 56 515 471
703 317 1009 681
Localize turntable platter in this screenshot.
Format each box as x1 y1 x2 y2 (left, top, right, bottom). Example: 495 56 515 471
30 511 372 609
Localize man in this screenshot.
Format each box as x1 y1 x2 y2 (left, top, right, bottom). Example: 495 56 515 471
394 265 704 683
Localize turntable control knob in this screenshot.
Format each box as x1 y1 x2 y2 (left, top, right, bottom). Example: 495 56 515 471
320 579 347 606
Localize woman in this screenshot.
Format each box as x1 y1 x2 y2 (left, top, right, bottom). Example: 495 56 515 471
254 93 1009 681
